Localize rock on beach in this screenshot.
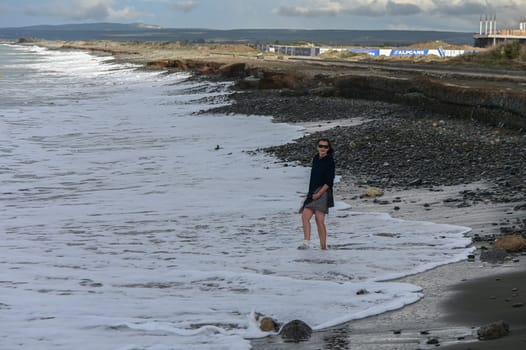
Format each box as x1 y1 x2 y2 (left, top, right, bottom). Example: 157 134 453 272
494 234 526 252
279 320 313 342
477 320 510 340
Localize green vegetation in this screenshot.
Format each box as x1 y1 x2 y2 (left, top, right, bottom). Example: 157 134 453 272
452 41 526 67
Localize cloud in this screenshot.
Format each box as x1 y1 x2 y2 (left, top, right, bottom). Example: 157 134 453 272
172 0 200 13
386 1 422 16
274 0 523 19
428 0 525 28
25 0 139 21
275 1 344 16
270 0 526 30
431 0 490 16
110 6 141 20
275 0 426 17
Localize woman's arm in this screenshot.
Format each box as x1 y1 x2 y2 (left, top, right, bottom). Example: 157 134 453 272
312 184 330 200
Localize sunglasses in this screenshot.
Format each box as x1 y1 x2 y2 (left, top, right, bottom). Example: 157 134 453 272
317 144 329 149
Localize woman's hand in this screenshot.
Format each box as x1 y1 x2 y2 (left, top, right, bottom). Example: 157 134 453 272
312 192 322 200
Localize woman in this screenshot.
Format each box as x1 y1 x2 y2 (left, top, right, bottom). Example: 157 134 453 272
299 138 335 250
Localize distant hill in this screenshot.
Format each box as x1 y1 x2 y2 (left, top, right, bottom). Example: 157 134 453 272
0 22 475 47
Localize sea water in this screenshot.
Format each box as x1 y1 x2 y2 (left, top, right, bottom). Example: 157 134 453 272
0 44 473 350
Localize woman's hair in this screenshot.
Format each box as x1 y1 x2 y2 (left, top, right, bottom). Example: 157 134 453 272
317 138 334 154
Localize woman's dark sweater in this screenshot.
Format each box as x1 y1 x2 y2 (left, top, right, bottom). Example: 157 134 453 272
308 154 335 195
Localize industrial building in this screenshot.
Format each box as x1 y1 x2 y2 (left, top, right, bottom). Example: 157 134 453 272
474 15 526 47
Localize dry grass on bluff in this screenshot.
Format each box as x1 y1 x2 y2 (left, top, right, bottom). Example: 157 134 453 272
451 40 526 68
405 40 477 50
318 50 369 60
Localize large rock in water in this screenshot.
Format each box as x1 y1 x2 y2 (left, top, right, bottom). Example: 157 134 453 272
279 320 312 342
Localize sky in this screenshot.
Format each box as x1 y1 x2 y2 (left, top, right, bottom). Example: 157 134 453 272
1 0 525 32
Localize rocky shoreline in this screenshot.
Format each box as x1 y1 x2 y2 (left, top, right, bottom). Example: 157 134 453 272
206 89 526 236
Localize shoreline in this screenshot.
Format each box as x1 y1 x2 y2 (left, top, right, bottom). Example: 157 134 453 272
19 39 526 349
330 186 526 350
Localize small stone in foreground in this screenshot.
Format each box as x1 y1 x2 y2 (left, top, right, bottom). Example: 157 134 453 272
426 337 440 345
477 320 509 340
259 316 278 332
280 319 312 342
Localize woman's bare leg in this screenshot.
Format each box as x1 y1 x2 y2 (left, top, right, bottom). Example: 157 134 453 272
314 211 327 250
301 208 314 241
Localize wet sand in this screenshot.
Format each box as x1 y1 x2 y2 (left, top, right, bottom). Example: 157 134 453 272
441 270 526 349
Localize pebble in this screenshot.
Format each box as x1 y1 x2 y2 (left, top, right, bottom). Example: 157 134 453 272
426 338 440 345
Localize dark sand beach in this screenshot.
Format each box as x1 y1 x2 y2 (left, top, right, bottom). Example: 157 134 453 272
442 270 526 349
23 39 526 349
